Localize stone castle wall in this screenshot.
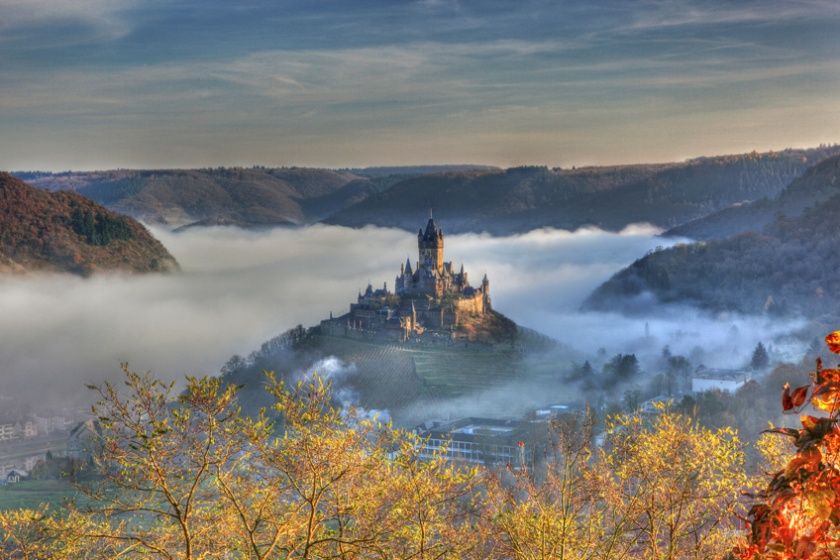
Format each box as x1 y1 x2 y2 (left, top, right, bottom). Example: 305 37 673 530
453 290 486 318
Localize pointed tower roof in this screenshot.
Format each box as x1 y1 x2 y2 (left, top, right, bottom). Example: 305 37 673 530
422 215 439 241
405 257 413 275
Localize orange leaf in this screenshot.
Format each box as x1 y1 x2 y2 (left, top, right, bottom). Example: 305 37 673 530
812 385 840 413
816 368 840 384
826 331 840 354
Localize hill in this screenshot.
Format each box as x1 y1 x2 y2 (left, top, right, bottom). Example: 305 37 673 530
666 152 840 240
15 166 495 229
220 324 567 422
0 173 178 275
325 147 840 234
584 154 840 319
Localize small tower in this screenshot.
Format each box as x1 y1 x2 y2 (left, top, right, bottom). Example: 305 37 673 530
481 273 491 311
418 210 444 274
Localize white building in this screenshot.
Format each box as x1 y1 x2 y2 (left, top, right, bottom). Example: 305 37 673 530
0 421 17 441
691 368 751 394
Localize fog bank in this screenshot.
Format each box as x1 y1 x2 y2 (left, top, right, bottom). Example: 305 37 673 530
0 223 806 407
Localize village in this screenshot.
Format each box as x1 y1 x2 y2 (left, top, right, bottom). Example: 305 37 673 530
0 403 89 487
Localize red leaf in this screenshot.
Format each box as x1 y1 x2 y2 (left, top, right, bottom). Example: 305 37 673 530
782 383 810 412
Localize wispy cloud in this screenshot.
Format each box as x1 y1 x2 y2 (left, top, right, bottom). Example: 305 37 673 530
0 0 139 42
623 0 840 31
0 0 838 169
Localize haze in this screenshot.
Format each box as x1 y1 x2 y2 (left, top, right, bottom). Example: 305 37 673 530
0 224 805 407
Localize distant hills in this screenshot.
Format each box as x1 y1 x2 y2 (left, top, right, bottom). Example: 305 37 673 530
0 173 178 275
324 147 840 234
665 153 840 240
16 166 497 229
14 147 840 235
584 153 840 318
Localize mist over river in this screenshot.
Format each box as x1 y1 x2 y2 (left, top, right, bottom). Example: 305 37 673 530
0 224 806 406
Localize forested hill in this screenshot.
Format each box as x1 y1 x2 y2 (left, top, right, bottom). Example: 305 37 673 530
14 166 495 229
0 173 178 275
666 151 840 240
584 154 840 319
324 146 840 235
15 147 840 235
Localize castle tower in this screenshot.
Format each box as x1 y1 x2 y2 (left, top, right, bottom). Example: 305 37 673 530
481 273 491 311
418 211 444 274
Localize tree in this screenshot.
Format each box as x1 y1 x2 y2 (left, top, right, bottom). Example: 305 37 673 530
602 408 747 560
0 364 756 559
604 354 641 386
750 342 770 370
737 330 840 559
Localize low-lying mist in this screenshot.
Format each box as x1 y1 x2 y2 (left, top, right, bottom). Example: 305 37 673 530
0 223 807 411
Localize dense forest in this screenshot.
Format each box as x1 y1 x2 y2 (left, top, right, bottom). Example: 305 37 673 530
667 151 840 240
585 154 840 319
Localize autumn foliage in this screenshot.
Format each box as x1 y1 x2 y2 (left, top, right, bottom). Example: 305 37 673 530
738 331 840 559
0 173 177 275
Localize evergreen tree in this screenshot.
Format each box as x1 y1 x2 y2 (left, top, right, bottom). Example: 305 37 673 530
604 353 641 385
750 341 769 370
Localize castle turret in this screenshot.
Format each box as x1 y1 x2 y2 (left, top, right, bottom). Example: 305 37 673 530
481 273 491 311
418 212 444 274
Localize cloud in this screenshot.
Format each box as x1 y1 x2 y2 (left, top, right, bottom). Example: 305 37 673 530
1 0 839 169
623 0 840 31
0 0 138 42
0 224 808 413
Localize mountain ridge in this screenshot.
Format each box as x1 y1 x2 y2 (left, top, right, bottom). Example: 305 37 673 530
584 153 840 318
324 146 840 235
14 146 840 235
0 173 178 275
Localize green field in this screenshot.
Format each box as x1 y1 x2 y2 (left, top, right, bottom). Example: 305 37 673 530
0 479 81 510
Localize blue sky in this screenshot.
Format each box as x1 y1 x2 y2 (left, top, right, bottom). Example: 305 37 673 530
1 0 839 170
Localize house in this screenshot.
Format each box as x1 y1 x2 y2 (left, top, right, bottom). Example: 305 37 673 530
22 420 38 439
5 469 28 484
691 368 751 394
66 419 102 461
0 420 18 441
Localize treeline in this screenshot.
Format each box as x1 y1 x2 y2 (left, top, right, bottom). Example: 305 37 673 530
70 206 134 246
0 365 772 560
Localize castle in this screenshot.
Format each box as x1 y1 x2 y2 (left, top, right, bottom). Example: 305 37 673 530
320 215 491 341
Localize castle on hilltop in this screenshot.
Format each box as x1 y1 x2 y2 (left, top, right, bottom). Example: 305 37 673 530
320 214 491 342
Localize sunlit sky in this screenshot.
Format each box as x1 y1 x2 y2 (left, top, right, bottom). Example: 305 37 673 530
2 0 839 171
